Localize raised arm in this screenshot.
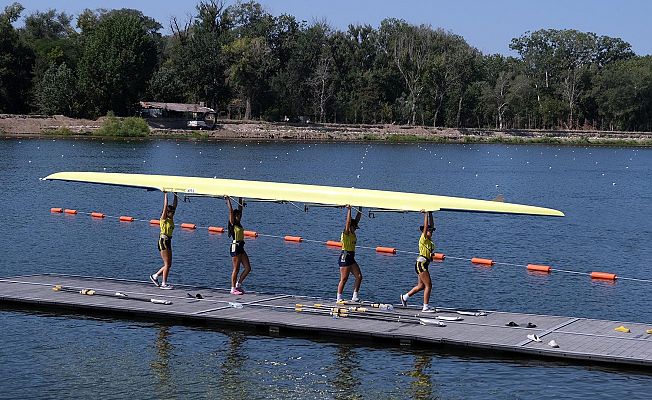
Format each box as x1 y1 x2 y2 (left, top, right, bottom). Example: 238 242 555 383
172 192 178 209
161 192 169 220
226 196 234 224
428 211 434 230
422 210 429 232
354 207 362 225
344 205 352 233
238 197 244 213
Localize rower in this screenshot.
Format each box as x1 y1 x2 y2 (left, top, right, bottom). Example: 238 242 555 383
227 196 252 295
150 192 178 290
400 211 436 312
337 205 363 302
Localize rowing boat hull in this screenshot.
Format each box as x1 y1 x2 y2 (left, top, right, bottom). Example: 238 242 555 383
44 172 564 217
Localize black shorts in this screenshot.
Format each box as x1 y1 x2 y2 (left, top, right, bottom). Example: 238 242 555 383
230 241 245 257
339 251 356 267
158 237 171 251
415 259 430 274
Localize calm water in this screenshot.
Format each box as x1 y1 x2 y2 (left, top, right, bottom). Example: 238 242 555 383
1 138 651 399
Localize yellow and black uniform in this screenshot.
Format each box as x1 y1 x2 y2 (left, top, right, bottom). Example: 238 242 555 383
158 217 174 251
339 231 357 267
229 223 245 256
415 233 434 274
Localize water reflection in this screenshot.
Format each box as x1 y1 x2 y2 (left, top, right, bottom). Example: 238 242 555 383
407 353 436 400
150 325 174 398
218 331 248 398
332 344 361 400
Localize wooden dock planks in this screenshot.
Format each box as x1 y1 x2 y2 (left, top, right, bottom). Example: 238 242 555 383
1 274 650 368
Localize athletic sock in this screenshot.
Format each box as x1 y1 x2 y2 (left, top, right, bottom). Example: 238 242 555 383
153 274 159 279
402 294 409 301
422 303 429 310
336 293 342 301
231 287 236 291
352 291 359 299
235 282 241 288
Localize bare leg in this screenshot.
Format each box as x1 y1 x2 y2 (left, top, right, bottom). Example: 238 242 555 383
420 271 433 305
337 266 350 296
231 256 241 288
407 276 425 298
156 249 172 281
238 252 252 284
349 263 363 293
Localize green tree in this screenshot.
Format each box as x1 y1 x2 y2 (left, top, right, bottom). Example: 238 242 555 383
0 2 34 113
77 9 161 116
266 14 303 119
510 29 633 129
480 55 513 129
21 8 80 108
167 0 232 110
594 56 652 131
378 19 431 125
35 62 76 115
221 1 276 119
147 61 186 102
224 36 271 119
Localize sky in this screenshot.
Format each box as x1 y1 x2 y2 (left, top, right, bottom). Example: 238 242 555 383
10 0 652 56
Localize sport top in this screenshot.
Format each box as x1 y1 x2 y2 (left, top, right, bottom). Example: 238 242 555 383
341 231 357 252
418 233 434 258
233 223 244 241
160 217 174 237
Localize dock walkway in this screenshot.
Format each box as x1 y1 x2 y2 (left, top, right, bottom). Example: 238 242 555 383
1 274 651 367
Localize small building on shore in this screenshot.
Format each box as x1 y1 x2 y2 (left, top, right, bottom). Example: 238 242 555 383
137 101 216 130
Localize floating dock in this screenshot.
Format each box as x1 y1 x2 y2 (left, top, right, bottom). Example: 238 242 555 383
1 274 651 368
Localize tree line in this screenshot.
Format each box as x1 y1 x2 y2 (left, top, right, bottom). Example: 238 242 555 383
1 1 651 131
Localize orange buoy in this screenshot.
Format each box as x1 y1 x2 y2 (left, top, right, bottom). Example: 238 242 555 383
119 216 134 222
91 212 105 219
244 230 258 237
591 271 617 280
376 246 396 254
50 207 63 213
284 235 303 242
181 223 196 230
527 264 551 273
326 240 343 247
432 253 446 261
150 219 160 225
208 226 224 233
471 257 494 266
64 209 77 215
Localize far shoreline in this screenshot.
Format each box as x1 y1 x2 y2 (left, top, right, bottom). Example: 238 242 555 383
2 114 651 147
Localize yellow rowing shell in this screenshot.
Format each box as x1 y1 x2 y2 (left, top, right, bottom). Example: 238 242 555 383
44 172 564 217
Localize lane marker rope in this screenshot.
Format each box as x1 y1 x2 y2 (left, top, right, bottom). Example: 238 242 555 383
51 208 651 284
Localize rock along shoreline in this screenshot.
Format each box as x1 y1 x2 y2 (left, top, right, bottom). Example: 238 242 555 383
2 114 651 146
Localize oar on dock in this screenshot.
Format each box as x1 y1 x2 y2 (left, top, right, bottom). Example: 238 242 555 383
53 285 172 305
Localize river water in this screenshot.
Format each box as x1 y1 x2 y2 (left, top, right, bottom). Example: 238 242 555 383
1 138 651 399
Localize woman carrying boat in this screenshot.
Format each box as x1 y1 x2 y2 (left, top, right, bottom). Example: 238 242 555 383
337 205 363 302
400 211 436 312
227 196 251 295
150 191 178 290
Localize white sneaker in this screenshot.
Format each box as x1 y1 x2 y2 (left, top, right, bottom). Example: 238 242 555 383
527 334 541 342
421 306 435 313
159 284 173 290
351 296 360 302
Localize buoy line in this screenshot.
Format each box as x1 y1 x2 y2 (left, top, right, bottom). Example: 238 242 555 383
50 207 652 285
